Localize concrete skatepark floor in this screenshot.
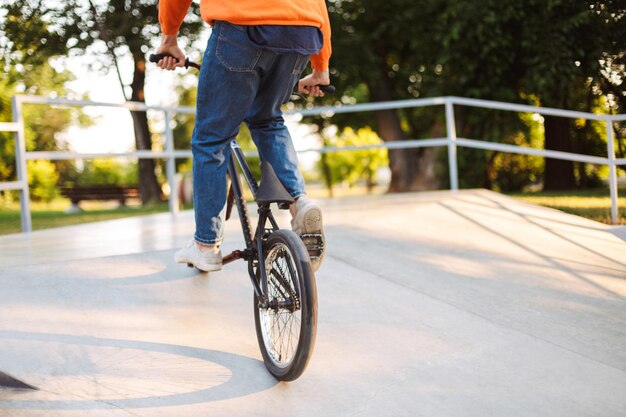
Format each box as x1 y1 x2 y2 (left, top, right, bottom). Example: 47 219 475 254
0 190 625 417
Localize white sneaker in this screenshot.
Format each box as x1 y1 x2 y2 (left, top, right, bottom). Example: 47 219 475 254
291 195 325 272
175 239 223 272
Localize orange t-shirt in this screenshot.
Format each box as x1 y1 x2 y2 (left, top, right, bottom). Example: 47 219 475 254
159 0 332 71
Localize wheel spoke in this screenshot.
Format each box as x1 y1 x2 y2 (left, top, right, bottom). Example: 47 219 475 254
258 242 302 368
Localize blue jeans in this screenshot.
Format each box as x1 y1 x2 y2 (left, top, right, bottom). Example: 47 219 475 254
192 21 308 245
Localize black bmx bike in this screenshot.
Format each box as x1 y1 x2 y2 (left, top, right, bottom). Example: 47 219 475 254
150 53 332 381
221 142 320 381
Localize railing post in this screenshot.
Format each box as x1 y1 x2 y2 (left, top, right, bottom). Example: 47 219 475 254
164 110 179 215
606 118 619 224
445 98 459 191
12 96 32 232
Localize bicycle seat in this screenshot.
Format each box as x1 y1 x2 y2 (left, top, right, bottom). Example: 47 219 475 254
256 161 295 206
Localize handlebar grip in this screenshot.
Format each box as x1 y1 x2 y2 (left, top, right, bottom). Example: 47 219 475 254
149 53 201 69
318 85 336 94
149 53 176 63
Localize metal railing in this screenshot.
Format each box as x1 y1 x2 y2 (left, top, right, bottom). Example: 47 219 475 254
1 95 624 233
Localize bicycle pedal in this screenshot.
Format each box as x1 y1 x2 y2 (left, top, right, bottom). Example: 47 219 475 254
300 233 324 247
300 233 323 239
299 233 324 261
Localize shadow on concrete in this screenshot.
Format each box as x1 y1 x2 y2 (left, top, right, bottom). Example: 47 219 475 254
455 192 615 233
608 226 626 243
0 252 212 314
324 216 626 371
476 193 625 269
0 331 278 410
439 202 624 299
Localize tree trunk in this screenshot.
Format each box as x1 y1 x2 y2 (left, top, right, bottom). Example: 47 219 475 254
368 75 438 193
370 94 416 192
543 115 576 190
575 84 597 187
484 151 499 189
130 55 162 204
320 136 334 198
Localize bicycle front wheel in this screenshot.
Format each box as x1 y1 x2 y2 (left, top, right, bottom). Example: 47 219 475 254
254 229 317 381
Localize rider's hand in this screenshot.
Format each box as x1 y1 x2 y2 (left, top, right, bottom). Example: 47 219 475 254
155 35 186 71
298 70 330 97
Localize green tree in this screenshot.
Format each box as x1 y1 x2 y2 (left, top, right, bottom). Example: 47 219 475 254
0 59 86 200
1 0 204 203
318 0 443 192
0 77 16 182
515 1 605 189
589 1 626 176
27 160 59 202
321 127 388 195
73 159 137 187
322 0 623 192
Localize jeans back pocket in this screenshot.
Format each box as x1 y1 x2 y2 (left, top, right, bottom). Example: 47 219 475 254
216 22 262 72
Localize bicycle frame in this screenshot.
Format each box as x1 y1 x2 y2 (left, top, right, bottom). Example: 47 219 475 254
222 140 283 305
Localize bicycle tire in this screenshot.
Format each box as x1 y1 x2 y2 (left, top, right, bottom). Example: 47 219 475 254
254 229 317 381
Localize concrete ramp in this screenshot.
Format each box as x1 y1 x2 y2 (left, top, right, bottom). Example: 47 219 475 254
0 190 624 417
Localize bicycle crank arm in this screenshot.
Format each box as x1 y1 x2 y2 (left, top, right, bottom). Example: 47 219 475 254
222 249 249 265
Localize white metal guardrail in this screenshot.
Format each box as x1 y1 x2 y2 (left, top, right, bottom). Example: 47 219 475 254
0 95 624 232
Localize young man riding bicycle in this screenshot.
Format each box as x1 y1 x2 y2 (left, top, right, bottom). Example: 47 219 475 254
155 0 332 273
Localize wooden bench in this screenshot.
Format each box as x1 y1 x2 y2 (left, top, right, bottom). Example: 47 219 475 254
61 186 140 211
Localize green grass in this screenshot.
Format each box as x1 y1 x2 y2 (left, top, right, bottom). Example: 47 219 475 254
0 201 184 235
508 187 626 225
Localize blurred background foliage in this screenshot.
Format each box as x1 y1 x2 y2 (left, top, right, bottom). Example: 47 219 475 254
311 0 625 192
0 0 624 207
1 0 203 204
319 127 388 196
71 159 138 188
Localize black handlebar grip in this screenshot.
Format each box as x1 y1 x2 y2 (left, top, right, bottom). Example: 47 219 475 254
149 53 201 69
318 85 336 94
149 53 176 63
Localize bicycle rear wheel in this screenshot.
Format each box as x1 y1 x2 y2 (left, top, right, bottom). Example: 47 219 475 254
254 229 317 381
